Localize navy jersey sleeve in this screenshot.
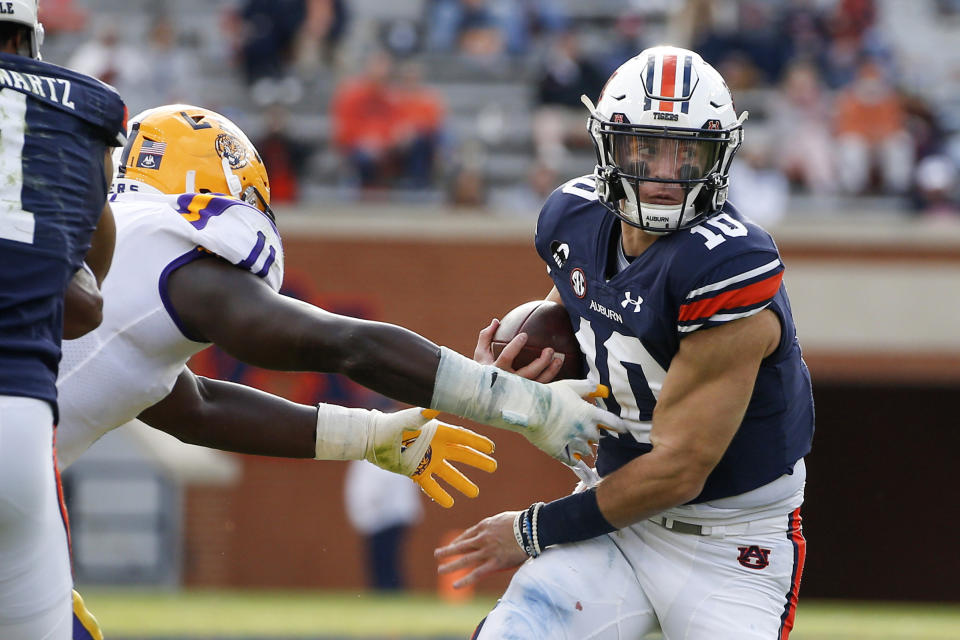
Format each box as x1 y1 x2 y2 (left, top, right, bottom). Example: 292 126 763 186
535 175 602 273
0 53 127 146
670 208 784 336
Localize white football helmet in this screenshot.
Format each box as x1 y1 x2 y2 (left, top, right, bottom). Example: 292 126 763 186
0 0 44 59
583 46 747 234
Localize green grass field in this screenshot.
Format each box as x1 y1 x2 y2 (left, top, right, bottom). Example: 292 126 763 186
77 588 960 639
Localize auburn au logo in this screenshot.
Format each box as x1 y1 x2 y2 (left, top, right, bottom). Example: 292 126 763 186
737 545 771 570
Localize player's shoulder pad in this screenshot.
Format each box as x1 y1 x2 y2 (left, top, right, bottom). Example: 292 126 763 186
671 201 780 267
670 202 784 335
536 175 604 249
171 193 285 291
0 53 127 146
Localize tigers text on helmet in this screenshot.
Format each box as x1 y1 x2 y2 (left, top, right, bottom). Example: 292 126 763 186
116 104 274 220
583 46 747 234
0 0 44 59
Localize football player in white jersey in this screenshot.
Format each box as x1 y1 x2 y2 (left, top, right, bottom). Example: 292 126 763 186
436 46 815 639
57 103 627 636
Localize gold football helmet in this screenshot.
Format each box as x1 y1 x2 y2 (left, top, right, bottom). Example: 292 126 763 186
117 104 273 219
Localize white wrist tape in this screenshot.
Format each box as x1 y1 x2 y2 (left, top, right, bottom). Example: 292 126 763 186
431 347 536 434
430 347 603 465
313 404 374 461
314 404 433 475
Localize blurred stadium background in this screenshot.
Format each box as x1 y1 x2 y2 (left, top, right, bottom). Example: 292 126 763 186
41 0 960 638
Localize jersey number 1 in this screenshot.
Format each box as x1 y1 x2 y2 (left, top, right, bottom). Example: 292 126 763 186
0 90 34 244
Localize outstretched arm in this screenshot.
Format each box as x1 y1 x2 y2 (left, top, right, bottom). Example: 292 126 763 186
139 369 496 508
138 368 317 458
167 255 442 407
167 256 626 465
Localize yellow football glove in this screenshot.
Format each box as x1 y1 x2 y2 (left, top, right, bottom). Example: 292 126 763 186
401 409 497 508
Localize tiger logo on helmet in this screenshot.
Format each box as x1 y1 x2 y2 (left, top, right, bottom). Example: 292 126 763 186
116 104 273 219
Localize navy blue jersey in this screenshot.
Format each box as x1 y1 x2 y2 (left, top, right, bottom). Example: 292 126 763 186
0 53 126 415
536 176 814 502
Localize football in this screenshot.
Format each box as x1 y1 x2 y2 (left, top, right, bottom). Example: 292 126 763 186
491 300 583 380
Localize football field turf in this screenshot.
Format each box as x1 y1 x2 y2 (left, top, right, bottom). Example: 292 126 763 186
79 588 960 639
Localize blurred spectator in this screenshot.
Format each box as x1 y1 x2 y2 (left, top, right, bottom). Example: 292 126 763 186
426 0 505 64
776 0 830 75
834 58 914 195
294 0 349 74
693 1 786 86
255 106 313 204
38 0 87 35
913 155 960 218
532 30 605 169
234 0 307 105
821 0 896 89
381 18 422 59
425 0 566 60
331 50 397 189
446 139 488 207
489 160 558 216
767 62 837 194
392 61 446 189
728 126 790 227
331 51 445 190
68 21 149 98
124 17 198 115
344 460 423 591
599 11 648 75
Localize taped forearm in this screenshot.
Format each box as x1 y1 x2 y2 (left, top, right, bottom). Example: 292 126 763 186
430 347 537 433
313 404 373 461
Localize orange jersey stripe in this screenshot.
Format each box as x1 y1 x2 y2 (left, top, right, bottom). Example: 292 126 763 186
52 430 72 560
659 54 677 112
779 508 806 640
678 272 783 322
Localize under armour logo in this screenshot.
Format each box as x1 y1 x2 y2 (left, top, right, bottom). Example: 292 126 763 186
737 545 771 570
621 291 643 312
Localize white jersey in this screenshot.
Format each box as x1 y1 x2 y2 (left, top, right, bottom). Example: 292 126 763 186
55 182 284 469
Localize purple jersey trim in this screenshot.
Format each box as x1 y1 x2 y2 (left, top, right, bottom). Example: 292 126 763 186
255 246 276 278
237 231 266 270
158 249 208 343
174 193 283 240
175 194 236 231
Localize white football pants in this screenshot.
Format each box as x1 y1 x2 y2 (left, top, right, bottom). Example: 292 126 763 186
0 396 73 639
477 509 805 640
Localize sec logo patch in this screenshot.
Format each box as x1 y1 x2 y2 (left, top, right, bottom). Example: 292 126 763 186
571 268 587 298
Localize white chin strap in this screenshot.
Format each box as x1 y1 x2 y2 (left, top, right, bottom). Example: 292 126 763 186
221 157 243 198
621 179 704 233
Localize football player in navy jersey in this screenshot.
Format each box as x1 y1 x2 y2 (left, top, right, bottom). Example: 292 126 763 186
437 46 815 640
0 2 127 638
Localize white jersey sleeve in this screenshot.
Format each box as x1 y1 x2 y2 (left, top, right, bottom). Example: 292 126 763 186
55 189 285 469
169 193 284 291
